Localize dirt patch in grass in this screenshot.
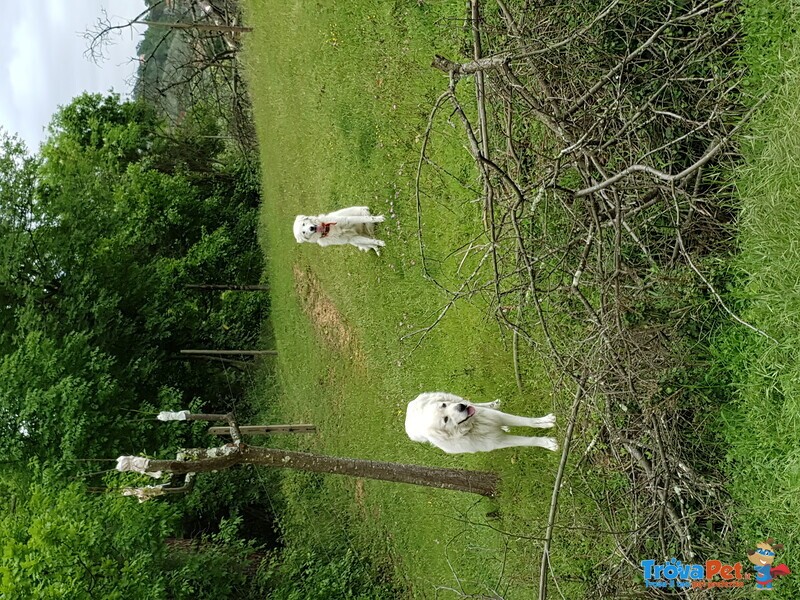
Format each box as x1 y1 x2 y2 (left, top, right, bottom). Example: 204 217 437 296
293 264 367 370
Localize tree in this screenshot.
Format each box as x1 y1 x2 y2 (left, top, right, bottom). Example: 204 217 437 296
0 332 130 465
0 133 50 350
119 413 500 497
0 93 267 473
85 1 253 136
128 447 500 497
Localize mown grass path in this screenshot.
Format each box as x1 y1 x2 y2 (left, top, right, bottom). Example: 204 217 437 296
239 0 800 597
238 1 594 597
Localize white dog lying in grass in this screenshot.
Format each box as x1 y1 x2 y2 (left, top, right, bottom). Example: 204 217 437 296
405 392 558 454
293 206 385 254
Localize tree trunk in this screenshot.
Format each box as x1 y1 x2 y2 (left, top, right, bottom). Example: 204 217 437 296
147 446 499 497
431 53 510 77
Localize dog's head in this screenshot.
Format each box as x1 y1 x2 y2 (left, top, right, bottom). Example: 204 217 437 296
293 215 323 243
405 394 476 445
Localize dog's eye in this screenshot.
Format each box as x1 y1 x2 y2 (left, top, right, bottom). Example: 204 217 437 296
443 417 449 423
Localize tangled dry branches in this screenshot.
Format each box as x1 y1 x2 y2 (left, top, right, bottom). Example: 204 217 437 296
415 0 762 596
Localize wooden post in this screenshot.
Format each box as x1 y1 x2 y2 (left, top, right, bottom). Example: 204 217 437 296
184 284 270 291
177 355 251 369
208 424 316 436
136 20 253 33
184 413 231 421
180 349 277 356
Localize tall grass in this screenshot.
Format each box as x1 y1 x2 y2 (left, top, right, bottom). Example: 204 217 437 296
713 0 800 594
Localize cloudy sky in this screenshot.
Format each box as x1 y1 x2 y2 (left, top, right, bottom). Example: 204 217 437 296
0 0 146 151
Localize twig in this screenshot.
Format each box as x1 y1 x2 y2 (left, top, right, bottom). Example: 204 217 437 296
574 93 770 197
538 378 588 600
416 91 453 288
671 190 779 345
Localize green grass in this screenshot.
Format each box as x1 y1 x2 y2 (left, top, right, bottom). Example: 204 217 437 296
238 0 800 596
711 0 800 595
237 0 618 597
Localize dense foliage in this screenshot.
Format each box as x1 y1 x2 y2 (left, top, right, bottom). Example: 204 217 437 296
1 93 267 466
0 92 271 597
0 468 263 599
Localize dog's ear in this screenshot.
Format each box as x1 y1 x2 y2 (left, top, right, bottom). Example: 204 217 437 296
293 216 307 243
413 394 435 407
405 402 431 443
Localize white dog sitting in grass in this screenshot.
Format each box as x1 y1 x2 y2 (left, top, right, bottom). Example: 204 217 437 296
405 392 558 454
293 206 385 254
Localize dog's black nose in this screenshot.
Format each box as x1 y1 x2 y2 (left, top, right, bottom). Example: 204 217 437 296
457 403 467 412
309 225 316 232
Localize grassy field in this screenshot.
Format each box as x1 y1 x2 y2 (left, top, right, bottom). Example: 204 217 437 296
240 0 800 597
238 0 619 597
712 0 800 592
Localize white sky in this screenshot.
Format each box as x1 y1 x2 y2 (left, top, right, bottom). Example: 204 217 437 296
0 0 147 152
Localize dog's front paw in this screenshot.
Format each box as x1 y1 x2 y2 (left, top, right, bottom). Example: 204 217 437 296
488 400 501 409
373 215 386 223
542 437 559 452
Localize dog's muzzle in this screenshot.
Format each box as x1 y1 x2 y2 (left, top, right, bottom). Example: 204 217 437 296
457 404 476 424
457 404 473 414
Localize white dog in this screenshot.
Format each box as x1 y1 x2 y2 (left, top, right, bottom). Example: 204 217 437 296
405 392 558 454
293 206 385 254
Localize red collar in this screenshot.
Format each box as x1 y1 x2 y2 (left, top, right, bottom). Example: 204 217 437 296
320 222 336 237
